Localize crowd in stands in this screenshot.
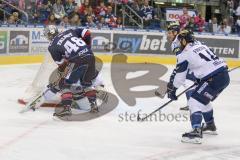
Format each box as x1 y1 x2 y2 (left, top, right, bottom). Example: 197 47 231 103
0 0 125 28
0 0 240 35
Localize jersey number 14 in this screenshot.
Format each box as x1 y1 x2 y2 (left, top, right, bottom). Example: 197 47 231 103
199 49 218 62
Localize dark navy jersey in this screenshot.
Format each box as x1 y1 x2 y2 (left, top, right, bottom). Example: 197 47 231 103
48 28 92 65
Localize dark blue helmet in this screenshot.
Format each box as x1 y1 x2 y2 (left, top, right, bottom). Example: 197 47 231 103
177 30 195 43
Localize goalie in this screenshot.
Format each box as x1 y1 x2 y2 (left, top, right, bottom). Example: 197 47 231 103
29 25 102 117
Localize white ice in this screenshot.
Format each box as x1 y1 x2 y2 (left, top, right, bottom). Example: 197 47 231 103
0 63 239 160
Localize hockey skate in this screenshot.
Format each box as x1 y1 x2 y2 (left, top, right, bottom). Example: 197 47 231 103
202 122 218 135
181 127 203 144
180 106 189 111
89 100 99 113
53 105 72 117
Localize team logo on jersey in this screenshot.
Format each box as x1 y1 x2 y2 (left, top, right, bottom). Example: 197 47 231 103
9 31 29 53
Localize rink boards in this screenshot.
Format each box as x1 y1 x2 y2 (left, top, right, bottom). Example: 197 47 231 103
0 54 239 68
0 26 240 67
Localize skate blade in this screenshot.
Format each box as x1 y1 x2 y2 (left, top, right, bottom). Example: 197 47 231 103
203 131 218 135
181 137 202 144
179 106 189 111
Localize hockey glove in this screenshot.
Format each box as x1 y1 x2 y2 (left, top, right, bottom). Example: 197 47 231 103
167 82 178 100
169 69 177 84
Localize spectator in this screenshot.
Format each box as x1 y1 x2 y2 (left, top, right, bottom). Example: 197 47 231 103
12 12 21 24
7 15 16 25
31 11 40 24
194 13 205 32
97 16 108 28
80 6 96 25
26 2 37 24
18 0 25 10
105 6 116 25
70 6 81 17
86 6 95 17
45 13 56 25
116 17 123 28
236 16 240 35
235 3 240 16
79 0 90 15
95 1 107 17
185 17 196 31
217 21 231 34
179 7 191 29
131 0 140 13
85 15 96 27
60 15 70 26
65 0 75 15
53 0 66 21
70 13 81 26
209 17 218 33
227 0 234 16
38 3 51 23
141 0 154 21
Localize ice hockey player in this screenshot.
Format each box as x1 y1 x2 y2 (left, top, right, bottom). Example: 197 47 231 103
166 21 197 111
43 25 100 117
167 30 230 144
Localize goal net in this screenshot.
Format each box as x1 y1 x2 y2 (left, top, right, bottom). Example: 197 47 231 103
18 52 60 106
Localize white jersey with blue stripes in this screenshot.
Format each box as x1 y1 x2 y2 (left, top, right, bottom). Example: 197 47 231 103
171 35 181 53
173 42 227 88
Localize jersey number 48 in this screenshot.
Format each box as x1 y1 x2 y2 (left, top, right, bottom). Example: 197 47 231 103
64 37 86 55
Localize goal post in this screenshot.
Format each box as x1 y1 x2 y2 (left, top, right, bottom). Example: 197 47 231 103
18 52 59 106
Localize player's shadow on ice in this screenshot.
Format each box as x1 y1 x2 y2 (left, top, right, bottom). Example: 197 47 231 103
54 92 119 121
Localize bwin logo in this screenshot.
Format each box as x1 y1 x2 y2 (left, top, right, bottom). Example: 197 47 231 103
117 35 167 53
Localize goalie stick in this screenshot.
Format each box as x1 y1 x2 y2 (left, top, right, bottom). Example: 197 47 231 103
19 64 71 113
19 88 55 113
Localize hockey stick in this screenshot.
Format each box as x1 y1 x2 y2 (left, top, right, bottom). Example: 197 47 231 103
137 83 196 121
155 66 240 99
228 66 240 72
175 66 240 112
19 64 72 113
19 88 53 113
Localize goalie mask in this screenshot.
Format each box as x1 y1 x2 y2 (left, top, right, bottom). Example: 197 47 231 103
43 25 59 41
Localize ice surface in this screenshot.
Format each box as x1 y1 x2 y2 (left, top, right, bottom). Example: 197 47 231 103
0 63 239 160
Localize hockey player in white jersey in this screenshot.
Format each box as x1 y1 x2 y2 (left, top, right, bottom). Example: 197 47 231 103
167 22 197 111
167 30 230 144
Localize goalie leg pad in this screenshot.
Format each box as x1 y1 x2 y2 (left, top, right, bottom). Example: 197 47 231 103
61 92 73 106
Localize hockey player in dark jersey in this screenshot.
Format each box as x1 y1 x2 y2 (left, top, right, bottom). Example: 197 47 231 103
43 25 99 117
